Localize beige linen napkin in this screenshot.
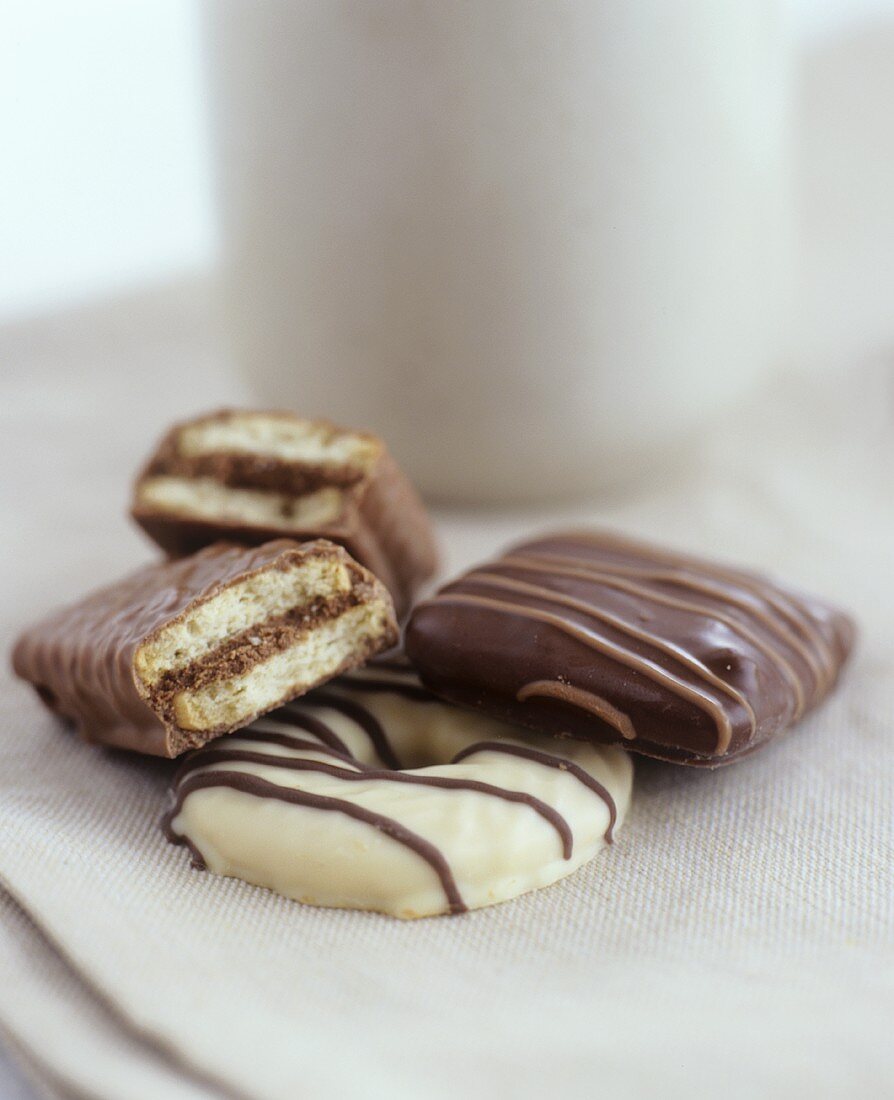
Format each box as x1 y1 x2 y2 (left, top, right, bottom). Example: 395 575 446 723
0 888 221 1100
0 295 891 1098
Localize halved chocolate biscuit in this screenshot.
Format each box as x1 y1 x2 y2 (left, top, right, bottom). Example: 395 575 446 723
405 530 856 766
131 410 437 616
13 539 398 757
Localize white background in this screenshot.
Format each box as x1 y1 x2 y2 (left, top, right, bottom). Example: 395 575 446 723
1 0 893 336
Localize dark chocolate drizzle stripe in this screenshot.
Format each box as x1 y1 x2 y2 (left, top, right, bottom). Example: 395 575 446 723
519 538 837 694
308 690 402 769
274 707 353 756
172 734 359 786
238 729 358 762
174 749 574 859
171 829 209 871
171 734 365 785
165 770 467 914
452 741 618 843
517 680 636 741
471 571 757 729
500 555 812 717
228 733 371 766
424 591 737 753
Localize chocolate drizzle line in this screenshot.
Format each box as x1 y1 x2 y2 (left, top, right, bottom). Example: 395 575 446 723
474 571 759 735
163 680 623 912
500 555 812 714
405 530 855 766
517 680 636 741
558 531 840 679
171 736 367 787
175 748 574 858
269 706 353 756
307 690 402 769
428 591 738 754
452 741 618 843
164 770 467 914
235 727 362 765
510 541 837 696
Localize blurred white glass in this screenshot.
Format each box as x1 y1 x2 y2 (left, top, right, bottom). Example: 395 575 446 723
205 1 791 502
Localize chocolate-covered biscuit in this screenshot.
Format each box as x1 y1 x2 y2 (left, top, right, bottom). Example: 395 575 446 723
131 410 437 616
405 531 855 766
164 664 632 919
13 539 398 757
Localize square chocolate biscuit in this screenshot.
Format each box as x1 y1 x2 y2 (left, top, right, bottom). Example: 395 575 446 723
405 531 855 765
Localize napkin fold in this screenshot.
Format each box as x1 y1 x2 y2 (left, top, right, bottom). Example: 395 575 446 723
0 886 221 1100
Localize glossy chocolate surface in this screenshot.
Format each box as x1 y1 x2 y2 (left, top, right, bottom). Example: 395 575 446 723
405 531 856 765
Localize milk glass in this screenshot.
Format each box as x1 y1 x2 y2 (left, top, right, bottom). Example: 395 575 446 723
205 1 791 501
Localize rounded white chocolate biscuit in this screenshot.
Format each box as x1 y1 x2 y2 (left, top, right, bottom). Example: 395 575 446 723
164 666 633 918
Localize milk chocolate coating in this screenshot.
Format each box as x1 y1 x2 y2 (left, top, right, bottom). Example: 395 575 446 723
12 540 397 757
131 411 437 617
405 531 856 766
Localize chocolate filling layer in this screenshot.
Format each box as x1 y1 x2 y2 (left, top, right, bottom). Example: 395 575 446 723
147 592 366 723
146 451 373 496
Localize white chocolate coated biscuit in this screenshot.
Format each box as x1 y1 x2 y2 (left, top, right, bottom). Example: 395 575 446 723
165 666 633 918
